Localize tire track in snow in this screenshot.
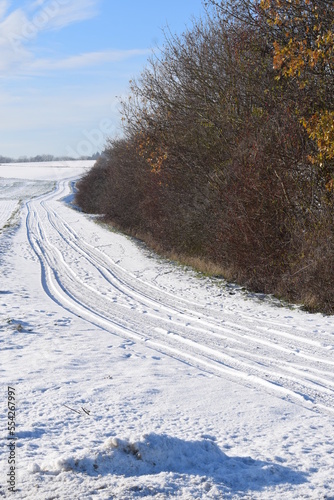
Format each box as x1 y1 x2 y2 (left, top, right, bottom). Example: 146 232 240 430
43 181 334 349
40 193 334 371
25 180 334 415
41 195 334 355
39 197 334 381
44 193 334 353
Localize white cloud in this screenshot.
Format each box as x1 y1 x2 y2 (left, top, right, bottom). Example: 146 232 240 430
0 0 107 73
22 0 102 33
26 49 151 71
41 0 101 31
0 0 9 20
0 9 29 47
29 0 47 8
0 1 101 52
0 1 147 157
0 9 33 71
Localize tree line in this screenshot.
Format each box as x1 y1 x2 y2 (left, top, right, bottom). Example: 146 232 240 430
76 0 334 313
0 152 101 164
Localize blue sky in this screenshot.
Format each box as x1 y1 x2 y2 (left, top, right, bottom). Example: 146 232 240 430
0 0 204 158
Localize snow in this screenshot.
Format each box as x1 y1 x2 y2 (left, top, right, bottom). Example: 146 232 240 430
1 161 334 499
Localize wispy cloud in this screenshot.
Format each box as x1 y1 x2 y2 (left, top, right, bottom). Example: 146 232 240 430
0 8 32 71
0 1 149 77
0 0 9 20
43 0 100 30
0 1 150 157
0 0 102 72
26 48 151 72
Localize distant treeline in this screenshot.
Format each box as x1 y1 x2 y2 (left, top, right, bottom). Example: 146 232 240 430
0 152 101 164
76 0 334 314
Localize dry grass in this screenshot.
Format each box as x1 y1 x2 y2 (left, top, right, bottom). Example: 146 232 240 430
301 293 322 313
101 220 238 283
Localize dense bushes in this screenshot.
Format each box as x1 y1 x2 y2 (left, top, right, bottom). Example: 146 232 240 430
76 0 334 313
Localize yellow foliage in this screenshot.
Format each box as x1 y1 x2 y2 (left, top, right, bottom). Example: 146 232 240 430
261 0 334 171
326 178 334 192
301 111 334 162
136 133 167 174
261 0 333 78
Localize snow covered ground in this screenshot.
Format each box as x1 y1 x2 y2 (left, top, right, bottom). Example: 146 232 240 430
1 161 334 499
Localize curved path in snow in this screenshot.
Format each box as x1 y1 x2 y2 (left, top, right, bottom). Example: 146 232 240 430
25 178 334 416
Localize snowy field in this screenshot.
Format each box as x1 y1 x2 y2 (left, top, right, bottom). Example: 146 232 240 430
1 161 334 499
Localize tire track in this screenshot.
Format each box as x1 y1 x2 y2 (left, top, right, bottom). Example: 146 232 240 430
38 200 334 381
40 195 334 371
25 179 334 415
44 191 334 350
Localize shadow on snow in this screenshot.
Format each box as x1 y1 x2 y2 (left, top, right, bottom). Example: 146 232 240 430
61 433 308 494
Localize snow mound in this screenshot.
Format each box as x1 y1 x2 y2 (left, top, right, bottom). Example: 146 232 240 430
103 433 228 475
37 433 307 495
